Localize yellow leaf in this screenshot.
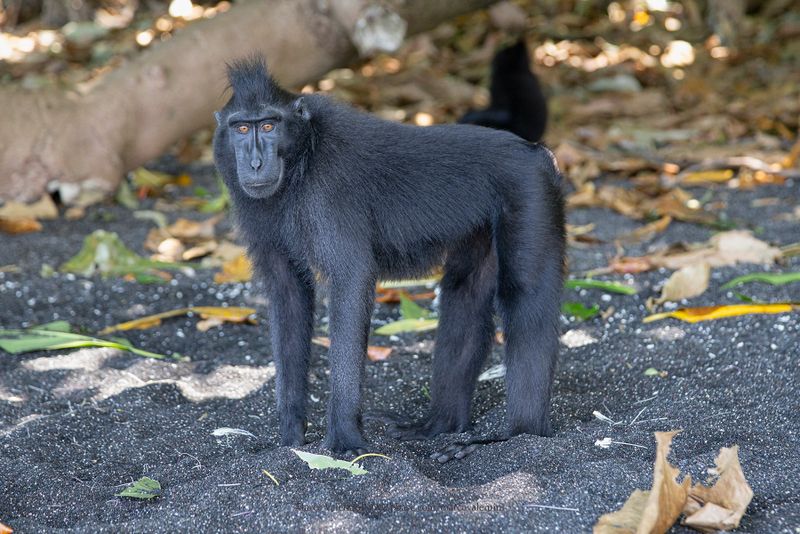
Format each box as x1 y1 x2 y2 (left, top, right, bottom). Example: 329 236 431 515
191 306 257 322
100 306 256 334
644 303 797 323
681 169 735 184
214 254 252 283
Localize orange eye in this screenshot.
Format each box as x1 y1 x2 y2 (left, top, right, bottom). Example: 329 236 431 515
237 125 249 134
262 123 274 132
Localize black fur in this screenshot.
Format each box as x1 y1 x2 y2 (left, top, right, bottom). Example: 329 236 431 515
459 40 548 142
213 57 565 454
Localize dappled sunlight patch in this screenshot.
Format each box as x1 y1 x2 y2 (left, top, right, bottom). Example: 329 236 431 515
474 472 542 507
22 347 274 402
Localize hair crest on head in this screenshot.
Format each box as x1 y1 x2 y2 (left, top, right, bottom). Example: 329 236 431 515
226 54 294 107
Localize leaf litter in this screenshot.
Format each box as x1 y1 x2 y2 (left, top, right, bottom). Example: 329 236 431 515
594 431 753 533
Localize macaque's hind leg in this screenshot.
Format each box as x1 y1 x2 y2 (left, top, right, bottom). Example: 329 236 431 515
496 196 564 438
390 230 497 440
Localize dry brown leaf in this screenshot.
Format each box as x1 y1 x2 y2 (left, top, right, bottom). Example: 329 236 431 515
211 240 247 262
642 188 715 225
375 287 436 304
594 489 650 534
618 216 672 244
652 231 781 270
608 256 655 274
196 317 225 332
0 217 42 234
154 237 185 263
0 195 58 220
183 240 218 261
650 263 710 309
594 431 690 534
682 446 753 533
0 521 12 534
100 306 256 335
312 336 393 362
166 214 221 241
214 254 252 284
615 231 782 274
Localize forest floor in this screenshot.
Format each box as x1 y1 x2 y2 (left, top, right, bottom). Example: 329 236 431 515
0 162 798 533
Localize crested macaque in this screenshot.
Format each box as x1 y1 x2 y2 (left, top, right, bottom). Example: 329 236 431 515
459 39 548 143
213 57 565 455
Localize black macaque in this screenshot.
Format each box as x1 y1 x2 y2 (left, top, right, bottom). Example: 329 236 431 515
213 57 565 456
459 39 548 143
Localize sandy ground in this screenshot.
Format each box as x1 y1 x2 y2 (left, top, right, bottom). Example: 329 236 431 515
1 164 799 533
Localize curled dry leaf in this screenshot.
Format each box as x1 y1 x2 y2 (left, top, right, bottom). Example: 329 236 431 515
618 216 672 244
607 231 782 275
312 336 392 362
594 431 690 534
653 231 782 270
99 306 256 334
682 446 753 533
650 263 710 308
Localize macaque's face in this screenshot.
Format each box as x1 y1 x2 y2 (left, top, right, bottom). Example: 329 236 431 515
223 107 286 199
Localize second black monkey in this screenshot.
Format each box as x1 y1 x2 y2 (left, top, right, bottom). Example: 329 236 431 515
213 58 565 454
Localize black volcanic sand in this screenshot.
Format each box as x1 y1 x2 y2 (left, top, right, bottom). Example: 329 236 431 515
1 164 799 533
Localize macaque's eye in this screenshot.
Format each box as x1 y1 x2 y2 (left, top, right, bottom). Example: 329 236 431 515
237 125 249 134
262 123 274 132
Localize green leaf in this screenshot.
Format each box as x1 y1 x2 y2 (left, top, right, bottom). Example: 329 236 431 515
644 367 667 377
561 302 600 320
198 176 231 213
722 272 800 289
399 295 432 320
60 230 190 281
374 318 439 335
292 449 368 475
33 320 72 332
115 477 161 499
115 180 139 209
565 279 637 295
0 328 181 361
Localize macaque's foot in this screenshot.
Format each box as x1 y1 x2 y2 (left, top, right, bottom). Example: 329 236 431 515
322 432 369 457
429 436 507 463
280 420 307 447
387 413 469 441
509 416 552 438
429 442 482 463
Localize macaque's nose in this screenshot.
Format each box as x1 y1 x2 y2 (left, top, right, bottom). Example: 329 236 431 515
250 158 262 170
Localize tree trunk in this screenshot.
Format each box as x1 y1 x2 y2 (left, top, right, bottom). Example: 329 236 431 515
0 0 497 204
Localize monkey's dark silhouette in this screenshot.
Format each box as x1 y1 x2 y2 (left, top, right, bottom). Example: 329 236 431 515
459 40 548 143
213 57 565 455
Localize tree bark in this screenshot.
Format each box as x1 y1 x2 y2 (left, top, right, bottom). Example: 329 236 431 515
0 0 497 204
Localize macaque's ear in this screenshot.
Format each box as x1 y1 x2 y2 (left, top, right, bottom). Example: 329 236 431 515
292 97 311 121
214 111 222 125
